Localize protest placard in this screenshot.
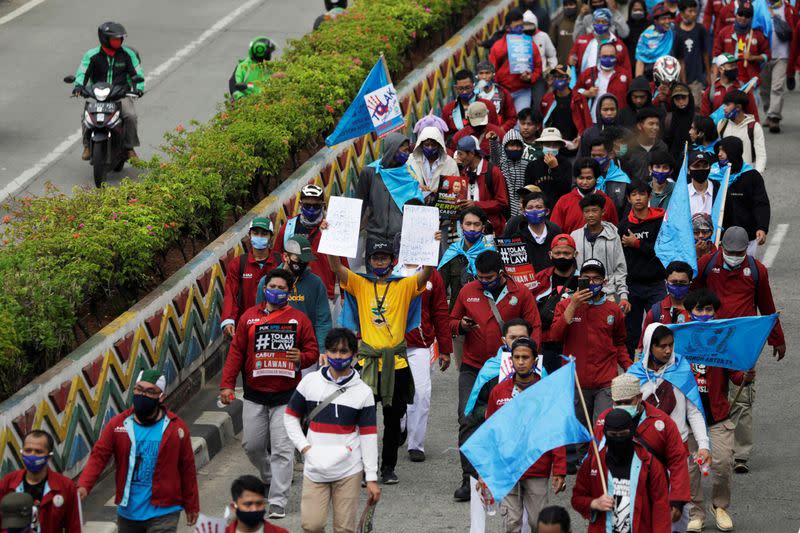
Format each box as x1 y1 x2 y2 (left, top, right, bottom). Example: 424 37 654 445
433 175 468 220
193 514 227 532
497 238 537 289
399 205 440 266
318 196 363 258
506 34 534 74
253 323 298 378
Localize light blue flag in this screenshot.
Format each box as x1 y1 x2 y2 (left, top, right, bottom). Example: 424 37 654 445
655 150 697 275
325 57 405 146
635 26 674 64
752 0 773 45
461 361 591 502
667 315 778 371
569 65 578 89
710 77 759 125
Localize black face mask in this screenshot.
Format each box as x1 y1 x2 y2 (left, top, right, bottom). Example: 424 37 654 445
577 185 595 196
132 395 161 424
606 433 635 462
689 168 710 183
564 6 578 17
288 260 308 277
552 257 575 271
236 508 266 528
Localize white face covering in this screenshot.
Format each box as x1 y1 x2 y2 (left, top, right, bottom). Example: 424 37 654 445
723 252 746 268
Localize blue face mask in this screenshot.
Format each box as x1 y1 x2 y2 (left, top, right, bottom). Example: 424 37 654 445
463 229 483 243
458 91 473 102
599 56 617 69
480 276 502 292
691 312 714 322
618 405 639 417
508 24 525 34
718 158 729 167
553 78 569 91
542 146 559 156
394 150 409 165
666 282 690 300
593 22 610 35
372 264 393 277
724 108 739 120
264 288 289 306
525 209 548 224
300 205 322 222
328 356 354 371
250 235 270 250
734 20 751 33
422 146 440 160
589 282 604 297
594 155 610 168
21 453 49 474
652 170 671 183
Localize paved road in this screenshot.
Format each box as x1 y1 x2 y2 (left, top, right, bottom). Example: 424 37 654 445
0 0 321 200
152 94 800 532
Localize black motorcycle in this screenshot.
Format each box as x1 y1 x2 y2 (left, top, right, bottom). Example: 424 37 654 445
64 75 143 187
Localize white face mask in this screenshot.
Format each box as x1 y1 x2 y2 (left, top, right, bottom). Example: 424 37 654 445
723 252 746 268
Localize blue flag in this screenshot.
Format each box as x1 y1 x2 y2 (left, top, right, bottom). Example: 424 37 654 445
461 361 591 502
325 57 405 146
635 26 674 64
569 65 578 89
710 77 759 125
752 0 773 45
667 315 778 371
655 151 697 275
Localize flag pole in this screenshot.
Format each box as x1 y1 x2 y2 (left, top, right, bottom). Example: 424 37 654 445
714 166 731 247
743 29 753 68
572 357 608 495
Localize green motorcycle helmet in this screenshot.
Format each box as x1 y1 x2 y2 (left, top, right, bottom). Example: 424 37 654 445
248 36 276 62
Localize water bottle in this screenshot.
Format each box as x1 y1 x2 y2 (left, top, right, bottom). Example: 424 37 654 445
216 389 240 408
476 479 497 516
695 455 710 477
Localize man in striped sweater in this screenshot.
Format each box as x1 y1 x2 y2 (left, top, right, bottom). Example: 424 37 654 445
285 328 380 533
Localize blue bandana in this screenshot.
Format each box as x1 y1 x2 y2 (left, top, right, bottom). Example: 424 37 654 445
635 26 674 64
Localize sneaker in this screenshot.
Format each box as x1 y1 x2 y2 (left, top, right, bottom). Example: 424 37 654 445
769 121 781 133
268 504 285 519
686 517 705 532
453 478 470 501
81 146 91 160
408 449 426 462
380 468 399 485
713 506 733 531
733 459 749 474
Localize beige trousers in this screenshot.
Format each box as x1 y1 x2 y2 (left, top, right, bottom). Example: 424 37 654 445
499 477 549 533
688 418 735 520
301 472 362 533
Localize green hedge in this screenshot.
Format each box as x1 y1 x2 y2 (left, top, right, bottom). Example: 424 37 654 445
0 0 472 399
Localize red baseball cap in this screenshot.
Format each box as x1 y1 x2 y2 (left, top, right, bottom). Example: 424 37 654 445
550 233 576 250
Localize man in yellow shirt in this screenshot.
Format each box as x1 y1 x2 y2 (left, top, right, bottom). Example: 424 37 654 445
327 236 439 484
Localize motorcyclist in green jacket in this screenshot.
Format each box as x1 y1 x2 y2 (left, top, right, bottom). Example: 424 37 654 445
229 37 276 100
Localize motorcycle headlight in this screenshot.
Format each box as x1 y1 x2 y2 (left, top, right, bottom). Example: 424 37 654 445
93 87 111 102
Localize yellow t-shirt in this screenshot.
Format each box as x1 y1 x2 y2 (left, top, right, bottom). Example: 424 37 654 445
342 271 424 370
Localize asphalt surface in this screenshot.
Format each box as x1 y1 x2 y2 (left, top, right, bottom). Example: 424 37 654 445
155 95 800 532
0 0 321 200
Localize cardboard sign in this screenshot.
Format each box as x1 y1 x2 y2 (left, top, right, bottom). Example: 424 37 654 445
434 175 468 219
497 238 537 290
318 196 363 258
253 323 298 378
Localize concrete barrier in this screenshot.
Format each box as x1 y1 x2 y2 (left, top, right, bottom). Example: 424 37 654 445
0 0 517 478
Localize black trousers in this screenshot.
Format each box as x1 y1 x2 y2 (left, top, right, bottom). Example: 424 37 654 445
457 363 481 479
375 367 412 471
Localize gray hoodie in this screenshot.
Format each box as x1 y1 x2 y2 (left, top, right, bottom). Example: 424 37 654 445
570 220 628 300
409 126 459 197
355 132 409 242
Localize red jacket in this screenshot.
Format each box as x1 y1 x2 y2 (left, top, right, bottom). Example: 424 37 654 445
700 80 760 122
489 33 544 93
274 217 344 300
702 0 736 34
540 90 593 135
550 188 619 234
225 520 288 533
638 295 691 350
575 67 632 114
532 266 575 342
405 269 454 352
477 84 518 131
441 97 502 133
569 34 632 76
449 278 542 369
712 25 771 82
486 378 567 478
572 444 672 533
77 408 199 514
694 252 785 346
221 250 277 325
789 18 800 76
451 157 509 235
550 297 630 389
0 469 81 533
594 403 691 505
691 363 745 423
222 304 319 401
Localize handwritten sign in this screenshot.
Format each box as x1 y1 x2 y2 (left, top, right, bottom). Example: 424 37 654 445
434 175 468 219
193 514 227 532
497 238 537 290
399 205 440 266
318 196 363 258
253 323 297 378
506 34 534 74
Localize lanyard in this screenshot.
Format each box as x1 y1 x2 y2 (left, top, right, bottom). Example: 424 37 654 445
372 280 393 326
